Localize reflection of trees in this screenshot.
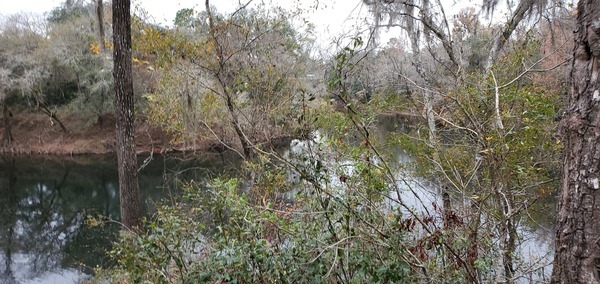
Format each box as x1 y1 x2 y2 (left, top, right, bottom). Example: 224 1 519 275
18 177 84 279
0 157 17 283
0 156 122 281
0 154 229 281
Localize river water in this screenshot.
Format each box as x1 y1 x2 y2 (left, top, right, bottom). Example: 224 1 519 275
0 129 557 283
0 153 237 284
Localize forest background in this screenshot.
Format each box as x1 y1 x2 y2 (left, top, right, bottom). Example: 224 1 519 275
0 0 588 283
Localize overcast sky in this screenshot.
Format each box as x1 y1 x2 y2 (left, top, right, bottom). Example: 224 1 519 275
1 1 368 48
1 0 489 52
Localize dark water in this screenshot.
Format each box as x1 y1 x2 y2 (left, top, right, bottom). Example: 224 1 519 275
0 153 237 284
0 120 558 283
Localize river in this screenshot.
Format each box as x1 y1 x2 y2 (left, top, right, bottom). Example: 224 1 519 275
0 153 238 284
0 127 557 283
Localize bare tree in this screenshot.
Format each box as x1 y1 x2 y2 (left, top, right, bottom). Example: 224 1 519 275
204 0 253 158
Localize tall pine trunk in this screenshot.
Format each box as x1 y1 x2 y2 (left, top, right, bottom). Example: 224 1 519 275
551 1 600 282
113 0 141 229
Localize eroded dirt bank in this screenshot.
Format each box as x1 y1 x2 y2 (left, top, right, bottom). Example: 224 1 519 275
0 111 168 155
0 111 295 155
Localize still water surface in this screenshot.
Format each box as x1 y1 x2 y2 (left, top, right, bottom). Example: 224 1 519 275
0 153 236 284
0 126 557 283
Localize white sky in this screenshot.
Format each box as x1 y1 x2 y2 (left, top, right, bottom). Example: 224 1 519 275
0 1 369 49
1 0 503 53
0 0 358 24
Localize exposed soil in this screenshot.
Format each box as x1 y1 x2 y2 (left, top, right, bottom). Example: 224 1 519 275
0 111 169 155
0 110 296 155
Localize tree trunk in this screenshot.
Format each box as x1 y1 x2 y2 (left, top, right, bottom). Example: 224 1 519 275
205 0 252 159
96 0 105 51
2 102 12 147
50 112 69 134
37 99 69 134
113 0 141 229
44 108 68 134
0 157 17 282
551 1 600 283
484 0 531 70
225 93 252 158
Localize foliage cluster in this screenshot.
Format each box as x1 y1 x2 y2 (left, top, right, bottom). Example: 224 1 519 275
0 0 571 282
138 6 314 150
0 3 115 127
98 29 564 283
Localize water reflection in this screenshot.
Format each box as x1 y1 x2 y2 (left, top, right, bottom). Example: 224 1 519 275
0 154 235 284
375 115 557 281
0 119 558 283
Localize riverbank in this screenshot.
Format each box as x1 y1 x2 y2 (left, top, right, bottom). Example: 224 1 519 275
0 111 172 155
0 111 297 155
